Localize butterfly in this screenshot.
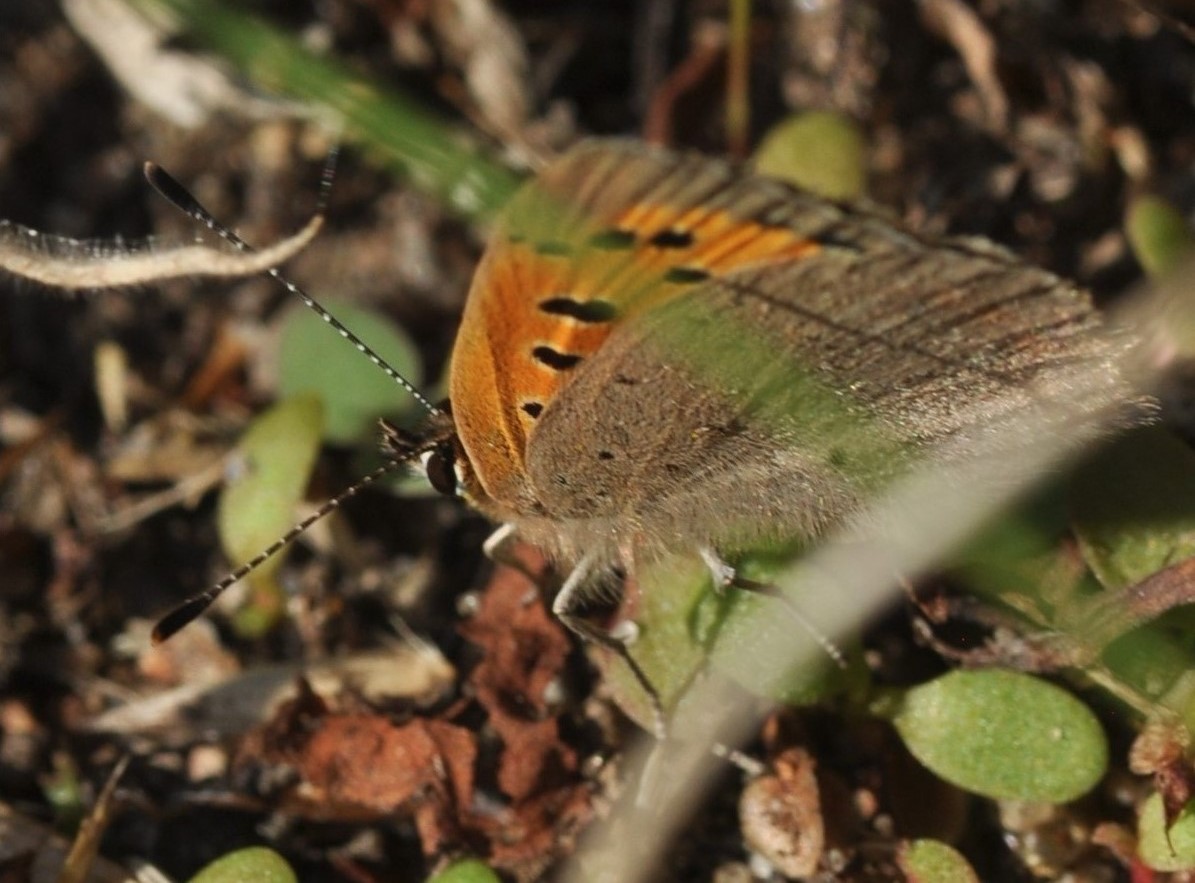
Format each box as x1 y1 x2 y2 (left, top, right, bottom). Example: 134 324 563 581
145 138 1141 717
419 139 1134 617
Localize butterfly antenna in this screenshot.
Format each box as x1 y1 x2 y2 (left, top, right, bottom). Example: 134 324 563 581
152 451 425 644
316 143 341 214
142 158 443 418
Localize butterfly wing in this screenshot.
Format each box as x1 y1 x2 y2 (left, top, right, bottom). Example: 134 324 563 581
493 142 1132 559
453 140 858 513
451 140 1135 558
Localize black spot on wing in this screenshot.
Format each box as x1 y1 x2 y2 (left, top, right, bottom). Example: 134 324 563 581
532 345 583 370
663 266 711 285
522 401 544 418
649 228 694 249
539 297 618 323
588 228 637 250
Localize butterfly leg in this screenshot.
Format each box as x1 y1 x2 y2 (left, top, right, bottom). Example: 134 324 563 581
481 522 545 588
553 554 669 740
699 547 847 669
699 547 738 594
484 531 669 737
551 554 772 782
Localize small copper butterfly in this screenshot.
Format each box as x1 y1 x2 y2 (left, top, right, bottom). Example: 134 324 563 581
415 140 1129 616
152 139 1136 706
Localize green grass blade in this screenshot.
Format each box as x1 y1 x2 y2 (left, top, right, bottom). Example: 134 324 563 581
131 0 523 219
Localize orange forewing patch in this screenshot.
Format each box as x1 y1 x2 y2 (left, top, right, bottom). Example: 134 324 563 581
450 200 821 509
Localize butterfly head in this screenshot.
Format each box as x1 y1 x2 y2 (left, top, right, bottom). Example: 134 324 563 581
391 406 506 522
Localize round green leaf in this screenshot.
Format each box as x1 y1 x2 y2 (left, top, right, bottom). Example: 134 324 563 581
1138 793 1195 871
1126 195 1194 278
753 110 868 201
277 301 421 444
186 847 297 883
897 839 979 883
428 860 502 883
889 669 1107 803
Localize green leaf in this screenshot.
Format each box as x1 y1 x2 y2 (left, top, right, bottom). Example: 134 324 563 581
218 394 324 567
753 111 868 201
1070 428 1195 593
597 552 713 731
1126 195 1195 278
428 860 502 883
600 548 857 731
1098 615 1195 710
277 301 421 444
217 394 324 635
42 753 85 832
702 548 864 705
887 669 1107 803
185 847 297 883
949 488 1076 604
897 839 980 883
1138 793 1195 871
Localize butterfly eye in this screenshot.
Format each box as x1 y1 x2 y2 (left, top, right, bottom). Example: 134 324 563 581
423 447 458 496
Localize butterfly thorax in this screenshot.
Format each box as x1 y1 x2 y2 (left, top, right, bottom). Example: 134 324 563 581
413 415 622 565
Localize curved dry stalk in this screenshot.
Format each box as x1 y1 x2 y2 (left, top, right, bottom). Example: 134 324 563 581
0 214 322 291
